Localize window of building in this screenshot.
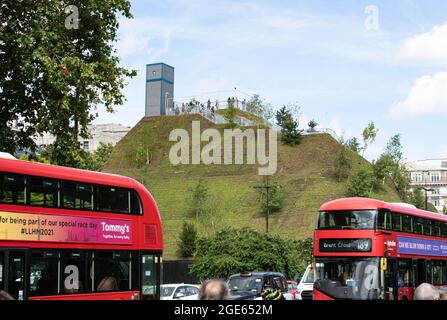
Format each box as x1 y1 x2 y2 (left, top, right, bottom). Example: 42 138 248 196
442 161 447 168
412 173 422 183
29 251 60 296
430 172 441 182
61 181 93 210
433 199 441 207
29 177 59 207
83 141 89 151
96 186 130 213
0 173 26 204
432 188 440 195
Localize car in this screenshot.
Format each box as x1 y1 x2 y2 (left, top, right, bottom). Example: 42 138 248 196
296 264 314 300
160 283 200 300
227 272 294 300
287 280 298 300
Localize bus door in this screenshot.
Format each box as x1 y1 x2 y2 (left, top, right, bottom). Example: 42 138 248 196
141 252 161 300
384 258 398 300
1 250 26 300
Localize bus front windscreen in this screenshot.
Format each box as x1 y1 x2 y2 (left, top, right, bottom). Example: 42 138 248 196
314 258 380 300
317 210 377 230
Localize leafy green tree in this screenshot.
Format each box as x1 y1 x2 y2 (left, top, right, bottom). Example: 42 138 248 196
85 142 114 171
187 179 212 220
332 147 352 182
361 122 379 156
257 181 283 213
308 119 318 132
346 137 362 154
409 187 425 210
222 99 238 129
275 106 303 145
246 94 274 124
347 169 376 198
190 228 307 279
372 134 410 200
0 1 136 162
135 145 148 168
177 222 198 258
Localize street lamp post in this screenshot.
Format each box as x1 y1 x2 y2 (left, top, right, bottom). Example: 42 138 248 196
253 176 282 233
422 187 434 210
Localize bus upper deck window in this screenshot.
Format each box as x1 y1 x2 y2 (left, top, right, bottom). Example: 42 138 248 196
0 173 26 205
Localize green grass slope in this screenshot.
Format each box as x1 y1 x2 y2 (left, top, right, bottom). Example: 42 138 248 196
104 114 401 259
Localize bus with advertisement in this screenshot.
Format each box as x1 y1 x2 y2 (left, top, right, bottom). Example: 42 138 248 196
313 197 447 300
0 157 163 300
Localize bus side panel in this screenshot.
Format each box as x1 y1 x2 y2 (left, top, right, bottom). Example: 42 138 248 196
28 291 140 300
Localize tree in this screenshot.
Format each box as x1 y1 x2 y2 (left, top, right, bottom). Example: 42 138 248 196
409 187 425 210
177 222 198 258
135 145 150 168
346 137 362 154
308 119 318 132
85 142 114 171
275 106 303 145
0 1 136 162
257 181 283 213
361 122 379 156
332 147 352 182
246 94 274 124
443 205 447 215
190 228 308 279
372 134 411 200
222 99 238 129
347 169 376 198
187 179 213 221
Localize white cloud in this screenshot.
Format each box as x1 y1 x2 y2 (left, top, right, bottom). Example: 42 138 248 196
399 21 447 66
389 72 447 119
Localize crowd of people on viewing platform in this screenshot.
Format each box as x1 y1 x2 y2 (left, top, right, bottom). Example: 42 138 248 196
168 96 249 119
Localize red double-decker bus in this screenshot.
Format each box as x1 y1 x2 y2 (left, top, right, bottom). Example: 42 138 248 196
313 198 447 300
0 157 163 300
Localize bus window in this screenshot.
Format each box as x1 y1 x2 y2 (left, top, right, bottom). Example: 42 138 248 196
401 215 412 233
397 259 412 287
425 261 433 284
94 251 133 292
0 253 3 290
414 218 423 234
29 251 59 296
442 223 447 238
317 210 376 230
62 182 93 210
141 255 157 300
443 261 447 285
61 251 86 294
432 221 441 237
391 213 402 231
433 261 443 286
30 177 59 207
130 190 142 215
97 186 130 214
423 219 432 236
377 210 391 230
0 173 26 204
7 252 25 300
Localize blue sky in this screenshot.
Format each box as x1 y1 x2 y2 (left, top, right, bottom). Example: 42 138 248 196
94 0 447 162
